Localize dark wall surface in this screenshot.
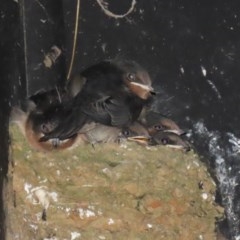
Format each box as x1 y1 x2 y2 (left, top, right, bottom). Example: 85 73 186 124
2 0 240 239
0 0 22 238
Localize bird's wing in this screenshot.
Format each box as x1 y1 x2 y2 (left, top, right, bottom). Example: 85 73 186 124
82 96 132 127
39 105 87 141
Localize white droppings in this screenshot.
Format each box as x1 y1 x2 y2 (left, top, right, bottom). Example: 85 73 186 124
24 183 32 194
29 224 38 231
71 232 81 240
108 218 114 225
39 178 48 183
102 168 110 173
56 170 61 176
65 207 71 213
201 193 208 200
98 236 106 240
78 208 96 219
102 168 112 178
49 191 58 202
31 188 50 209
147 223 153 229
43 237 58 240
201 65 207 76
26 186 58 209
198 235 204 240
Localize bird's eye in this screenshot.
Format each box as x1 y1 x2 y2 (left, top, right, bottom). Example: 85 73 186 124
127 73 136 81
122 129 130 136
161 138 169 145
40 123 49 133
154 125 164 131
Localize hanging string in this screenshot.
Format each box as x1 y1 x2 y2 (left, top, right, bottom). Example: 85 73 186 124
67 0 81 80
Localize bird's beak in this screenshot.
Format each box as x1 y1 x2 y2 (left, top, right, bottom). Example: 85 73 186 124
127 135 150 145
128 82 156 100
165 144 191 152
163 129 186 136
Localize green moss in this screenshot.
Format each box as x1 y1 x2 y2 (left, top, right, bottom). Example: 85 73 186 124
7 125 224 240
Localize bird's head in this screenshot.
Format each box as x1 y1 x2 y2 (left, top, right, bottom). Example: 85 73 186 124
29 106 62 135
150 131 191 151
25 109 78 151
121 122 151 146
114 59 155 100
148 118 185 136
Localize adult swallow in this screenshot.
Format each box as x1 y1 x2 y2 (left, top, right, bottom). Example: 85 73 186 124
40 59 155 141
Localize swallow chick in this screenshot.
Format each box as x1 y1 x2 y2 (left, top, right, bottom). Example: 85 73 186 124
147 117 186 136
73 121 150 147
126 121 190 151
40 59 155 142
81 123 123 145
10 106 78 152
150 131 191 151
138 108 187 135
128 131 190 151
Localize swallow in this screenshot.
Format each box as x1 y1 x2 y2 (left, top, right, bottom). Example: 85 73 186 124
10 106 78 152
40 59 155 141
74 121 150 146
29 70 88 111
80 123 123 145
147 117 185 136
75 120 189 151
126 121 190 151
150 131 191 151
29 87 68 111
10 104 146 151
138 108 186 135
128 131 190 151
